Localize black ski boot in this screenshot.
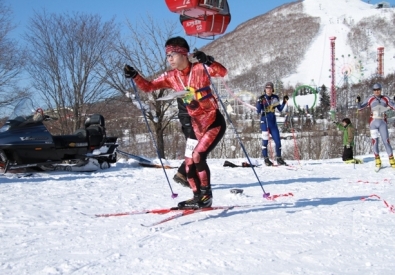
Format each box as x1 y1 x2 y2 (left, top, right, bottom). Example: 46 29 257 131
264 157 273 166
178 186 212 209
173 172 190 188
276 157 287 166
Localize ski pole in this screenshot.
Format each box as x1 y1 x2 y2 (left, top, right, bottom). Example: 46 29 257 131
354 111 358 169
262 100 274 162
129 78 178 199
198 55 269 198
262 99 278 164
289 108 301 167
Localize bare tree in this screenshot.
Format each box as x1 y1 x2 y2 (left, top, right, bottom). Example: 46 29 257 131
25 11 120 133
105 15 187 159
0 0 27 109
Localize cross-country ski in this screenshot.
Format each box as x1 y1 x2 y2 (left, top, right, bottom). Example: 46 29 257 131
94 204 267 223
140 206 235 227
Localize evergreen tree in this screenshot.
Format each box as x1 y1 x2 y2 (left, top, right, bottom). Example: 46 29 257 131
275 80 284 95
318 85 331 119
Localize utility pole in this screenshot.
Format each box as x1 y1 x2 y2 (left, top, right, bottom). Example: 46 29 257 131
329 37 337 119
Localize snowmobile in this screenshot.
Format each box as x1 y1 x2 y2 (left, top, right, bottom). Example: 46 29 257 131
0 98 118 173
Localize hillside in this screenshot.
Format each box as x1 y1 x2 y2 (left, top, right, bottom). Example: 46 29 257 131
203 0 395 94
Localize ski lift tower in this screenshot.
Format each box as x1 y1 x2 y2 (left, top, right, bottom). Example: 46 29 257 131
329 37 337 119
377 46 384 77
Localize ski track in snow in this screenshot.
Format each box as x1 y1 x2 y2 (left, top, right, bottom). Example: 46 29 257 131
1 156 395 275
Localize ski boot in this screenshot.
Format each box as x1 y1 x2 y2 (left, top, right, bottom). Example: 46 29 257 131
264 157 273 166
375 156 382 169
276 157 287 166
389 156 395 168
178 186 212 209
173 172 190 188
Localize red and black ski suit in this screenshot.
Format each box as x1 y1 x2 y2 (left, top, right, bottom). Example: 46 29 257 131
133 61 227 193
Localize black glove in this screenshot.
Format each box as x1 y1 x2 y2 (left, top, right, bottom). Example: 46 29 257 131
258 96 267 105
124 64 138 79
356 96 361 103
283 95 289 102
193 51 213 66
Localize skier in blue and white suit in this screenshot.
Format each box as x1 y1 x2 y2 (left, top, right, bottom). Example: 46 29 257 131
256 82 289 166
357 83 395 169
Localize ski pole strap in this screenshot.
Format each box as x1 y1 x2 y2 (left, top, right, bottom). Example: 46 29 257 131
196 86 210 93
183 86 212 106
196 86 212 101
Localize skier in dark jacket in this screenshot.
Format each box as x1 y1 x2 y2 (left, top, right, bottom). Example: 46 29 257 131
256 82 288 166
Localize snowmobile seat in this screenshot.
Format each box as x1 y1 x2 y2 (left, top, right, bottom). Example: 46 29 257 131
84 114 106 148
105 136 118 143
52 134 87 149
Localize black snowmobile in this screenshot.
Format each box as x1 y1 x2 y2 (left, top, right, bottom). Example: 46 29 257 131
0 98 118 173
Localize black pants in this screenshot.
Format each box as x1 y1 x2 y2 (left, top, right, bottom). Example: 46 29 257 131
342 146 353 161
177 115 196 176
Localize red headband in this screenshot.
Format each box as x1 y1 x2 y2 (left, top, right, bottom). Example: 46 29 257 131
165 45 189 56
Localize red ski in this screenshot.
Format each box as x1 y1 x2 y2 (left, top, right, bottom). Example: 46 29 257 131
94 207 179 217
93 204 268 226
141 206 235 227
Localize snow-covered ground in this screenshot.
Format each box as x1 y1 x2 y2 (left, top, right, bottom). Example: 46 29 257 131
1 154 395 274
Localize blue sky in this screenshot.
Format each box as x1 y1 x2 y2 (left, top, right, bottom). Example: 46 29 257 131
4 0 395 49
1 0 296 49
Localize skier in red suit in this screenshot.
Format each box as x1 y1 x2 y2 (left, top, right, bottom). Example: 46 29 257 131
124 36 227 209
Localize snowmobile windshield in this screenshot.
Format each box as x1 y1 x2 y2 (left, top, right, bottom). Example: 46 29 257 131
0 98 39 132
9 98 37 122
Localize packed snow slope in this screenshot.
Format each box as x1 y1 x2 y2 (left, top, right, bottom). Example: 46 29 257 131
284 0 395 87
1 155 395 274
